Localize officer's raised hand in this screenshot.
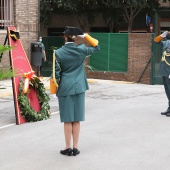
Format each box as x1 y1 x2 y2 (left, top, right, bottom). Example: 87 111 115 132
160 31 168 38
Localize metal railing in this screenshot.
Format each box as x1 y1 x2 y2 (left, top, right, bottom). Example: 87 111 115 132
0 0 14 28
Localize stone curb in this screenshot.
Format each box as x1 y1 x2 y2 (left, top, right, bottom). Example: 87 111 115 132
0 79 134 98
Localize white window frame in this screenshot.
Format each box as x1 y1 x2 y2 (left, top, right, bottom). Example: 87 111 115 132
0 0 14 29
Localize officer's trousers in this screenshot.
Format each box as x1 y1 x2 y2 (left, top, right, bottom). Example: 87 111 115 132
162 76 170 111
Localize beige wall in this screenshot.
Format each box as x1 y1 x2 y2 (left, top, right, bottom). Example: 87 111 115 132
159 0 170 7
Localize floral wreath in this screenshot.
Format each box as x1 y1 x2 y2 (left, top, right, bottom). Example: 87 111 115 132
18 71 50 122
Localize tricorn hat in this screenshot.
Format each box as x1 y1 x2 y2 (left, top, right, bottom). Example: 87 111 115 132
63 26 84 36
10 30 20 41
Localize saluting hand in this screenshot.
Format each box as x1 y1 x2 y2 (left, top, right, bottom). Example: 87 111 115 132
77 33 86 38
160 31 168 38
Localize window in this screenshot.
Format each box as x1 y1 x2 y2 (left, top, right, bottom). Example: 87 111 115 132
159 18 170 34
0 0 14 29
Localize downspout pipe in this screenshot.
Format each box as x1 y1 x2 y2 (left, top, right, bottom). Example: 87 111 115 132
38 0 40 40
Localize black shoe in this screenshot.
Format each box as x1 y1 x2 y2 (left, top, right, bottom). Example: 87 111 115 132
73 148 80 156
60 148 72 156
161 110 170 115
166 112 170 117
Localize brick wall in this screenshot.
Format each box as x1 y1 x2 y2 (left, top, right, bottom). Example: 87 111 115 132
0 33 9 68
0 0 38 69
14 0 38 59
87 34 152 84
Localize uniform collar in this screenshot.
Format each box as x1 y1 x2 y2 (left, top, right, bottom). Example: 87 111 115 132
65 42 74 44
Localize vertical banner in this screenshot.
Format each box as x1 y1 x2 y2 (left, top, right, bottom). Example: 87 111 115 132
8 26 40 125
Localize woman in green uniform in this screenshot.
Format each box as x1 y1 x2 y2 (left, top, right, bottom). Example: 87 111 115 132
55 26 100 156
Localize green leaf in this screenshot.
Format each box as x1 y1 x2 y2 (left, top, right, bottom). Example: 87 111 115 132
0 45 13 55
0 67 19 80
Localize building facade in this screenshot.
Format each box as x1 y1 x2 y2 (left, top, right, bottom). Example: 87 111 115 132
40 1 170 36
0 0 170 84
0 0 39 67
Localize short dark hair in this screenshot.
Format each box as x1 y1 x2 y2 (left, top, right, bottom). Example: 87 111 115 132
65 35 74 42
68 37 74 42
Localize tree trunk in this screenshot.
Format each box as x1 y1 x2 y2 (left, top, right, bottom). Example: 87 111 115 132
128 18 133 33
109 22 113 33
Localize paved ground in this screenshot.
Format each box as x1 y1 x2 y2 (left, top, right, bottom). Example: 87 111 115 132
0 78 170 170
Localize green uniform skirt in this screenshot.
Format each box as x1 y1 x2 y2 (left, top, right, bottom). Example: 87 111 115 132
58 93 85 122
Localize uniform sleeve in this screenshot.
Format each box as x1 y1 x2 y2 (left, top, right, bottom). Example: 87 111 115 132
85 45 100 56
42 43 45 50
154 35 163 43
41 43 45 58
55 54 61 84
154 35 164 46
162 41 168 50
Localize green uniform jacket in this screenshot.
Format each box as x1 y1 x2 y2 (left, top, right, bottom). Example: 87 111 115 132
55 43 100 96
156 40 170 76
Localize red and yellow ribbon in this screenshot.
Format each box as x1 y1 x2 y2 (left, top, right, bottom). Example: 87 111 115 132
22 71 35 93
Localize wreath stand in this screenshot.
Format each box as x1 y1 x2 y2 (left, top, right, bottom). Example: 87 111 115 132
6 26 50 124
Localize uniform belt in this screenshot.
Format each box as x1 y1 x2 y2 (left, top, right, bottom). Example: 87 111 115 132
161 51 170 66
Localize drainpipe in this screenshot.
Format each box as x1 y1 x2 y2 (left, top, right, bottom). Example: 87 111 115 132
137 57 151 83
27 0 30 58
38 0 40 40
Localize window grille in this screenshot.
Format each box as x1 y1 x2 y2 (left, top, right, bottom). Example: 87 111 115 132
0 0 14 29
160 21 170 27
